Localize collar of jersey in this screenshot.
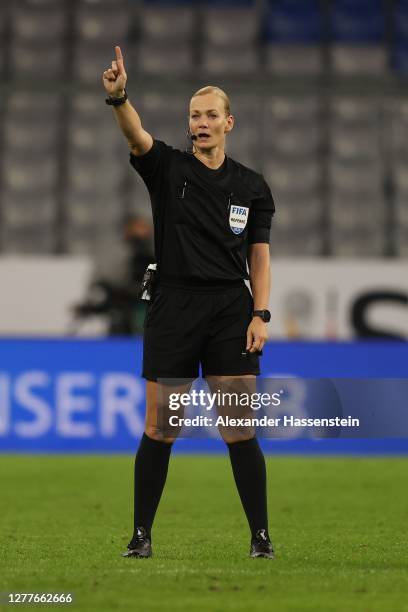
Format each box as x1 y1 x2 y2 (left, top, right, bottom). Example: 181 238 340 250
190 153 229 181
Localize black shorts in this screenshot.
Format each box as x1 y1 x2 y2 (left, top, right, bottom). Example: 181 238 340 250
142 280 261 381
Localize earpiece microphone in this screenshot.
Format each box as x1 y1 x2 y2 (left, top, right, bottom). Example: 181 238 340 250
185 130 197 154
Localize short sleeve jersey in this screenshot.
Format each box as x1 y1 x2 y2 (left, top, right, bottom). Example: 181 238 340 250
130 140 275 283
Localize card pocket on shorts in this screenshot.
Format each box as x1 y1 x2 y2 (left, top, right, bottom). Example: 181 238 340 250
144 289 166 328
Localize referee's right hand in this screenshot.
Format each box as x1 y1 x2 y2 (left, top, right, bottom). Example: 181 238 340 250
102 45 127 98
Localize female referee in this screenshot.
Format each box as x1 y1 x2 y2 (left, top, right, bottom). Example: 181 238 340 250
103 46 275 559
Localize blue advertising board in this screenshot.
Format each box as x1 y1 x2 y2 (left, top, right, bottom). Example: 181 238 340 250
0 338 407 454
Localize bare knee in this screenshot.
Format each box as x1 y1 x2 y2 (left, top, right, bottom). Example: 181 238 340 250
219 429 255 445
145 426 179 444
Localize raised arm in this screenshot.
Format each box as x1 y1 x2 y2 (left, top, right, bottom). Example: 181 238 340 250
102 46 153 156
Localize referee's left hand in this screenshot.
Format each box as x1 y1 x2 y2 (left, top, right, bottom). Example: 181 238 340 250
246 318 268 353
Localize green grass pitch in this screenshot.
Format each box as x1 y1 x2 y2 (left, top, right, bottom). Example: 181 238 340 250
1 454 408 612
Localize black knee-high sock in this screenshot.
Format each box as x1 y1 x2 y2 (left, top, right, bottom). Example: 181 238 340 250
227 437 268 538
133 433 173 540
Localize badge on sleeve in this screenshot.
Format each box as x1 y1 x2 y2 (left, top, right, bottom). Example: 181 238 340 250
229 205 249 235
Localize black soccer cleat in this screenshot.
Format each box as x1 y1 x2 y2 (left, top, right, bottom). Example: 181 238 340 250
121 527 152 558
250 529 275 559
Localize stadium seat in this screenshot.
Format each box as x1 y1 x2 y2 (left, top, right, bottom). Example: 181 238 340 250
10 40 66 79
264 96 321 123
4 116 59 153
64 223 120 256
392 39 408 75
264 0 323 75
389 99 408 157
276 194 323 230
394 189 408 255
330 46 386 75
393 160 408 196
329 160 383 194
1 192 57 227
2 91 61 195
64 192 121 228
331 227 386 256
69 124 122 158
204 0 255 6
264 0 323 44
7 91 60 114
262 95 321 161
263 159 321 195
226 134 260 170
128 177 151 217
231 92 261 118
140 92 188 147
140 5 195 42
0 11 4 76
77 0 128 6
68 95 124 157
74 5 130 43
70 92 106 118
330 0 384 43
22 0 66 5
67 112 121 154
0 226 57 255
330 125 381 162
141 90 186 115
142 121 186 150
2 153 58 193
66 156 123 194
329 195 386 229
10 3 67 42
64 227 104 255
395 227 408 256
265 122 321 158
72 42 115 83
394 1 408 29
223 93 261 168
136 41 194 75
203 6 259 46
394 195 408 228
270 224 324 256
331 96 380 123
202 45 259 75
142 0 197 4
265 46 323 75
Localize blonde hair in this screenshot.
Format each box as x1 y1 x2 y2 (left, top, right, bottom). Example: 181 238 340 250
191 85 231 116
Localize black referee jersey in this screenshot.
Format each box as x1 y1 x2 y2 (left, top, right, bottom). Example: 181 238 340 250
130 140 275 282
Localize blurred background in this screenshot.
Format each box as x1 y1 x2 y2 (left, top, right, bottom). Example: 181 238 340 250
0 0 407 340
0 0 406 493
1 8 407 604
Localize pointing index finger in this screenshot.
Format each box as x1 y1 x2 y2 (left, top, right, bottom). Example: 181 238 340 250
115 45 123 63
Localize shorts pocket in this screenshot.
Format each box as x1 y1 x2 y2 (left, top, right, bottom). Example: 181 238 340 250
175 293 195 311
144 289 166 328
144 290 195 328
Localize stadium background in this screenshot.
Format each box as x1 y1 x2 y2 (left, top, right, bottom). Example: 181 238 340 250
0 1 407 611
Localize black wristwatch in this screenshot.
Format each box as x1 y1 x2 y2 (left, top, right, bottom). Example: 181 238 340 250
105 89 128 106
253 309 271 323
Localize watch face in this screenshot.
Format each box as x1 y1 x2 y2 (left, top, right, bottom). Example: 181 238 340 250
254 310 271 322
